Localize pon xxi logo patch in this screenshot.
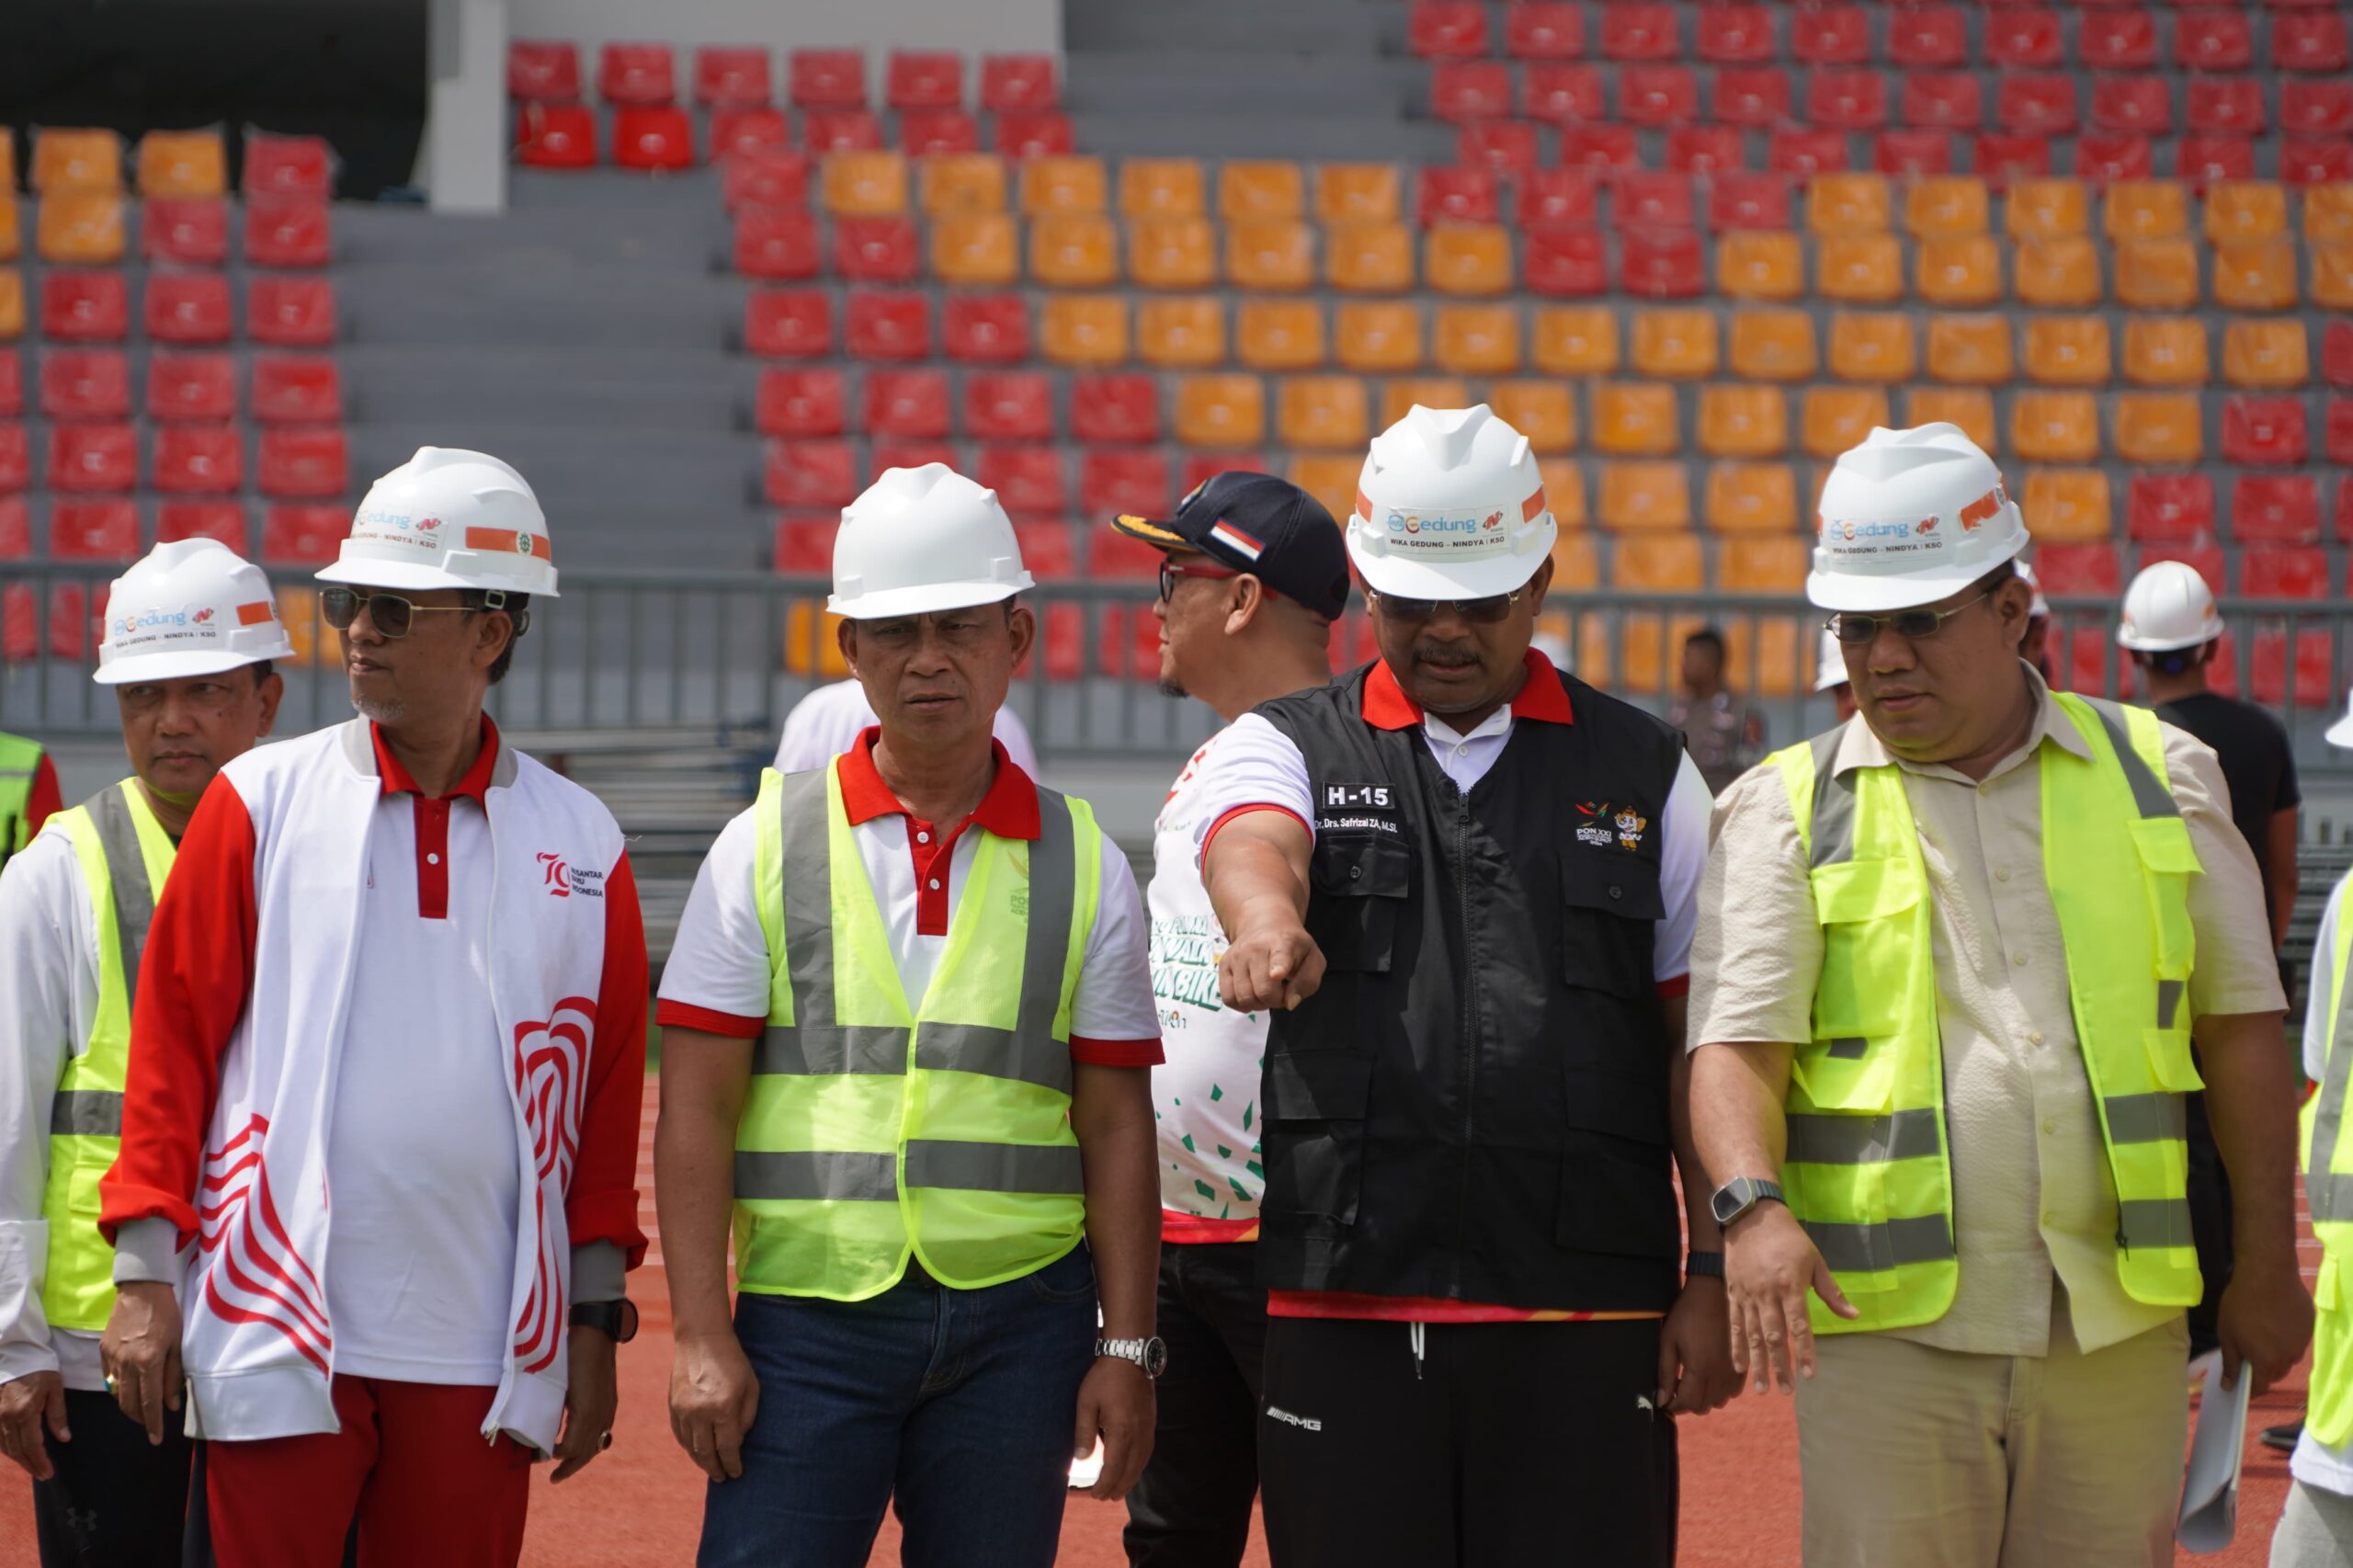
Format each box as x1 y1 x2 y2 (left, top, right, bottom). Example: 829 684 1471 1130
1574 801 1646 851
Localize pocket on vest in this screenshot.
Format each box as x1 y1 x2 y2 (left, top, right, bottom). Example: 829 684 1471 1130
1262 1050 1372 1228
1559 849 1664 997
1553 1069 1677 1257
1307 836 1411 973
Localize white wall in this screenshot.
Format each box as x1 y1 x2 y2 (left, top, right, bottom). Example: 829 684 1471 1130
505 0 1058 68
424 0 508 214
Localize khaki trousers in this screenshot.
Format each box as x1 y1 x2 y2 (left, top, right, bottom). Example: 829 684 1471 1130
1795 1315 2189 1568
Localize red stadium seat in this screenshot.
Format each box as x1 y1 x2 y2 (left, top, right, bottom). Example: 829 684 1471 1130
1524 225 1609 297
2286 83 2353 137
260 504 347 565
1973 135 2052 191
994 110 1074 160
244 193 331 267
2127 474 2216 540
1078 449 1171 517
2285 139 2353 187
154 423 243 494
770 513 835 574
2233 475 2321 542
2095 78 2174 137
1407 3 1490 59
1768 130 1850 180
802 110 883 155
1011 519 1077 579
0 426 25 493
1558 126 1641 176
48 423 137 492
1069 374 1160 444
763 439 858 508
1516 170 1599 227
246 277 335 347
1418 166 1500 225
2185 77 2264 135
886 51 963 110
2076 134 2154 185
507 40 582 103
613 107 695 171
1665 127 1745 176
1507 3 1587 59
2222 397 2310 466
0 496 26 558
2328 398 2353 465
1519 63 1603 125
1695 5 1770 63
832 217 920 283
941 294 1029 364
1621 227 1705 298
694 47 772 109
515 104 597 168
844 290 930 361
974 446 1066 517
1431 62 1512 123
40 349 129 419
1890 7 1968 68
961 372 1055 441
1997 75 2078 138
980 54 1058 113
142 198 229 266
2241 546 2329 599
48 500 137 557
2275 14 2351 73
722 146 809 210
1793 7 1870 65
1805 70 1888 131
860 369 950 439
1874 131 1954 178
40 272 130 342
2175 12 2253 71
242 133 332 199
597 43 676 106
1620 66 1700 128
2329 323 2353 387
899 109 979 159
789 50 866 109
1714 67 1793 129
1456 122 1539 174
1709 172 1792 232
1901 72 1981 131
2033 542 2123 596
156 500 249 551
2080 11 2158 70
746 290 834 358
1985 7 2063 68
257 426 347 499
2178 134 2256 188
754 369 847 437
733 207 817 279
2247 630 2334 710
710 108 790 162
1600 4 1679 61
1615 173 1694 229
250 356 341 424
147 353 236 421
0 353 18 419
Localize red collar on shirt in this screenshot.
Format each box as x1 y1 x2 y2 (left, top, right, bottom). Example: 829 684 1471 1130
371 714 501 803
1359 650 1574 732
834 726 1041 842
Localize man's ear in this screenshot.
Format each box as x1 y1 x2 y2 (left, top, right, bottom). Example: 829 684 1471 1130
834 615 859 676
1225 575 1272 636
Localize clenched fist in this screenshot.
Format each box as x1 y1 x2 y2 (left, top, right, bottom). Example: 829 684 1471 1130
1218 921 1324 1014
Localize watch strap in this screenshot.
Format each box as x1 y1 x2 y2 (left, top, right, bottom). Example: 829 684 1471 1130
1684 1251 1724 1280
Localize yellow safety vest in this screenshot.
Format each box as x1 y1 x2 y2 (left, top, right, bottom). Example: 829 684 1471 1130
2302 902 2353 1444
736 763 1104 1301
40 780 175 1331
0 731 46 874
1773 692 2205 1335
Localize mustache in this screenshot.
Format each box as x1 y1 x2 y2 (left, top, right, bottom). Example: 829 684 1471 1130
1412 643 1480 665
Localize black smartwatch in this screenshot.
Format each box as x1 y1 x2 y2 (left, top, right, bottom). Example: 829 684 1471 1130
1709 1176 1787 1230
569 1299 639 1344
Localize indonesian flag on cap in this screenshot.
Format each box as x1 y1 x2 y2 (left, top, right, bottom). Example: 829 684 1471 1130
1208 519 1264 561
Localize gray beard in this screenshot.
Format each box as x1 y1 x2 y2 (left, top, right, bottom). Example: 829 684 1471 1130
1157 676 1188 699
352 692 403 724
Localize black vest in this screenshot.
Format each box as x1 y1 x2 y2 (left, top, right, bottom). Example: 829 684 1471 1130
1252 663 1687 1312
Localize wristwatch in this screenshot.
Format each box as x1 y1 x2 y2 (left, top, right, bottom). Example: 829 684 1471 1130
1097 1335 1169 1381
1709 1176 1787 1230
569 1299 639 1344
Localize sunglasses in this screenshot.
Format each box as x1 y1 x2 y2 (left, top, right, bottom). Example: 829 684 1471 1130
320 587 477 640
1157 560 1247 602
1365 586 1520 626
1826 589 1995 646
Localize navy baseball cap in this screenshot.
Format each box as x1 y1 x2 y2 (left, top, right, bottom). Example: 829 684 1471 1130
1110 472 1351 620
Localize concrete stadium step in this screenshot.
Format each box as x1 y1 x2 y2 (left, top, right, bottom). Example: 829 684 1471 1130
1066 0 1394 53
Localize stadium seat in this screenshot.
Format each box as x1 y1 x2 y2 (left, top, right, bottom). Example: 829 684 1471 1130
735 206 819 280
42 271 131 342
2008 179 2089 243
2032 543 2123 597
1430 62 1513 123
250 503 344 567
688 47 771 111
1488 381 1576 453
597 42 676 106
155 500 248 552
1328 222 1416 292
2113 238 2201 311
844 290 930 361
1616 173 1695 231
1630 309 1717 379
1079 450 1172 517
1873 130 1953 181
1927 315 2014 383
2081 11 2158 71
1828 312 1916 383
1417 166 1499 227
1718 536 1809 594
1620 66 1701 130
703 107 791 157
1116 159 1204 221
507 40 582 103
2241 546 2330 600
1542 464 1590 533
2327 320 2353 384
244 194 332 267
1238 300 1326 371
2214 239 2300 310
2317 244 2353 310
2128 475 2217 541
771 512 837 575
787 49 865 109
1532 306 1620 375
2185 78 2263 137
974 447 1065 517
1228 221 1315 291
1130 217 1219 290
2287 83 2353 138
147 353 236 422
1506 3 1587 59
1916 235 2003 307
821 152 906 217
1019 155 1108 216
1278 376 1371 449
1905 387 1995 453
0 353 17 417
0 426 23 492
861 369 951 439
2022 317 2112 385
136 129 226 199
1665 127 1745 177
803 109 884 155
764 439 858 509
1601 469 1694 536
153 423 243 494
1601 3 1679 62
1792 7 1870 66
1028 214 1119 288
995 109 1074 160
2104 180 2188 242
2275 14 2351 74
1816 233 1903 303
1379 377 1470 427
1728 310 1818 382
755 369 847 438
882 51 961 111
1289 455 1360 526
2223 321 2310 388
2176 11 2253 71
898 110 978 159
2094 78 2173 137
1063 372 1154 445
1706 173 1790 234
1694 4 1771 64
613 107 695 172
979 53 1057 113
1698 385 1788 459
1434 304 1522 374
246 278 335 347
1717 231 1804 301
49 423 137 492
1905 177 1989 239
1553 129 1639 181
1591 383 1680 457
1039 296 1129 368
2222 396 2309 465
1336 301 1426 372
2285 140 2353 190
256 426 347 499
1620 228 1704 299
1984 6 2062 68
1802 387 1892 459
2178 135 2256 190
1137 298 1227 369
1805 70 1888 131
1974 135 2053 193
2010 392 2101 462
32 129 120 194
49 499 138 559
40 348 130 419
2328 399 2353 465
1219 162 1304 223
1900 72 1981 132
722 146 810 210
1408 2 1490 59
1516 171 1600 229
142 197 229 267
1456 122 1540 176
745 289 834 359
242 131 333 199
2233 475 2321 542
1310 165 1398 227
1996 75 2078 139
2015 237 2102 307
2207 182 2288 243
961 372 1054 442
1705 461 1797 533
2021 470 2110 542
832 216 919 283
1716 68 1795 129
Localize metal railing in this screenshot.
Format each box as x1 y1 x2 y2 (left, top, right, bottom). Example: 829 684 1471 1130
8 562 2350 773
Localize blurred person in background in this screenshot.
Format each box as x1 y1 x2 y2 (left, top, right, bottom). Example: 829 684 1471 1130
1670 627 1767 795
0 729 63 879
1815 628 1858 724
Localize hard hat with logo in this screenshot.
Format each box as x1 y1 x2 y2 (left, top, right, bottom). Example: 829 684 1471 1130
1808 425 2029 614
96 539 295 686
1347 404 1556 600
319 447 559 599
829 462 1033 619
2117 560 2223 653
1815 627 1849 693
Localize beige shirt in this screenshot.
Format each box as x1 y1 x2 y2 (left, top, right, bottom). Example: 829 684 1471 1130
1691 665 2286 1357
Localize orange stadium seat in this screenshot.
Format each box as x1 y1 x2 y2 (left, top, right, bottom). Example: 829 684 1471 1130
2222 321 2310 388
1129 217 1218 290
931 213 1019 286
36 193 123 265
1905 177 1989 239
1540 460 1589 531
2103 180 2188 242
1238 301 1326 371
1592 383 1681 457
1119 160 1204 220
2015 237 2102 307
1433 304 1522 374
1316 165 1401 225
2121 317 2211 387
1425 225 1513 296
1173 374 1265 448
2214 240 2300 311
920 154 1006 214
1916 234 2003 307
1227 220 1314 291
2309 187 2353 244
1706 461 1797 533
2114 238 2201 310
2314 245 2353 311
2021 470 2111 541
1697 384 1788 459
1380 377 1470 427
1807 174 1892 235
1278 376 1370 449
1827 312 1916 382
1288 454 1359 527
1327 223 1415 292
1531 306 1620 376
1718 535 1808 592
0 194 15 264
147 353 235 422
1927 315 2014 383
1816 233 1903 303
1019 155 1107 216
1904 387 1996 452
41 349 129 419
1602 472 1696 542
2022 317 2113 386
1039 296 1128 368
1489 381 1576 453
2207 182 2287 243
2114 392 2205 464
1728 310 1818 382
32 129 119 193
821 152 906 216
2007 178 2090 242
1335 301 1425 372
1716 231 1804 301
2010 392 2101 462
1802 387 1892 459
1630 310 1719 380
1029 214 1119 288
1137 297 1227 369
1219 162 1304 222
136 130 225 199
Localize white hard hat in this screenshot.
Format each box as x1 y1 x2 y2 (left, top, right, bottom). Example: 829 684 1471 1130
1815 627 1849 693
319 447 559 598
2117 560 2222 653
829 463 1033 619
1347 404 1556 600
97 539 294 686
1808 424 2029 613
2329 692 2353 749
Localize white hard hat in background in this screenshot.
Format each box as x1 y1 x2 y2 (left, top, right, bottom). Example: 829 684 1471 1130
97 539 294 686
2117 560 2223 653
2330 692 2353 749
1348 404 1556 601
829 463 1033 619
1815 627 1849 693
319 447 559 599
1808 424 2029 614
2013 557 2051 619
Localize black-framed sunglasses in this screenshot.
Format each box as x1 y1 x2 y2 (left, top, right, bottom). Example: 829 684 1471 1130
320 586 477 640
1365 586 1520 626
1826 589 1996 646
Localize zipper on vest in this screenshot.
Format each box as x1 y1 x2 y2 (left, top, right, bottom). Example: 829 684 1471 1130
1451 785 1478 1279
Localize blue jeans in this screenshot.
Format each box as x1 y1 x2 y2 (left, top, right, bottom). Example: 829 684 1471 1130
698 1245 1099 1568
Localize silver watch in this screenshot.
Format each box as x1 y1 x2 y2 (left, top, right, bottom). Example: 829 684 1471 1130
1097 1335 1169 1380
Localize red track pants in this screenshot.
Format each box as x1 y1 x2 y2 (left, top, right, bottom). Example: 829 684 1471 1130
204 1376 532 1568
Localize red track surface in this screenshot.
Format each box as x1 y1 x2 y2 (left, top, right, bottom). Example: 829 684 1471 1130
1 1086 2312 1566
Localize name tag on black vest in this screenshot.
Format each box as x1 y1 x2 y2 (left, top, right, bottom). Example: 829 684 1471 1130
1318 782 1401 835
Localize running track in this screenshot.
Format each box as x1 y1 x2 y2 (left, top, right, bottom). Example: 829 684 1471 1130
3 1085 2309 1566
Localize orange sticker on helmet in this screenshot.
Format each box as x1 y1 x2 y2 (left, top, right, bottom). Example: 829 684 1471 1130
235 600 276 626
464 528 552 563
1957 490 2001 531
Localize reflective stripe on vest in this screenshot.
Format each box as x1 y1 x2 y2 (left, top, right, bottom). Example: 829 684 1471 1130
40 780 173 1332
2302 890 2353 1445
1772 693 2203 1336
733 763 1100 1300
